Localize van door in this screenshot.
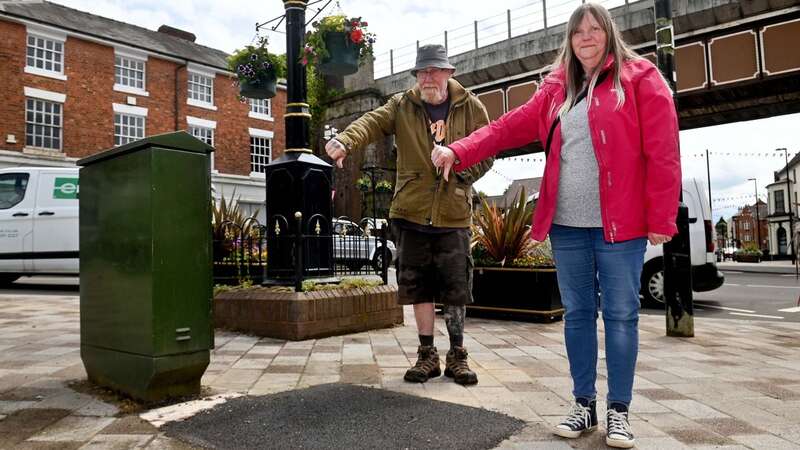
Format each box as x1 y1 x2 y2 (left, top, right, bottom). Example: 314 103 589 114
32 171 79 273
0 172 35 274
682 182 705 267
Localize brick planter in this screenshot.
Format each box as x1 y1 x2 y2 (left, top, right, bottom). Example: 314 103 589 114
214 285 402 340
734 254 761 263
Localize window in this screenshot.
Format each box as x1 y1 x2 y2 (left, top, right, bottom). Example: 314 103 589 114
249 98 272 120
775 190 785 213
188 72 213 105
250 136 272 174
25 98 62 150
114 113 145 146
0 173 30 210
743 222 750 231
115 55 145 90
26 34 64 75
187 116 216 171
189 126 214 146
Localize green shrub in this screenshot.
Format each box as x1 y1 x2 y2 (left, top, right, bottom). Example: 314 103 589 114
735 244 761 256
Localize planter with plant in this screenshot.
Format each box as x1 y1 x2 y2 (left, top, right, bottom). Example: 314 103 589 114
228 36 287 100
734 244 762 263
355 176 371 192
469 187 563 321
303 15 375 76
212 189 264 285
375 179 393 195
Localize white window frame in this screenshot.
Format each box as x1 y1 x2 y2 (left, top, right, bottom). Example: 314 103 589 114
114 48 149 96
25 25 67 81
187 64 216 110
249 128 274 177
187 116 217 173
24 87 65 152
249 98 273 121
113 103 147 147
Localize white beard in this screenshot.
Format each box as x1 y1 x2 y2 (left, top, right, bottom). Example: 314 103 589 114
420 86 447 104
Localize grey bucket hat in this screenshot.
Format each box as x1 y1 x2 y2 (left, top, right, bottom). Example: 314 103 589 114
410 44 456 76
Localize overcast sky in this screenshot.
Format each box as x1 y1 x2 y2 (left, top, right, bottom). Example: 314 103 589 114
55 0 800 223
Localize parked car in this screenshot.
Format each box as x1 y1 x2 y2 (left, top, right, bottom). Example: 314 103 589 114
0 167 80 283
722 246 736 261
359 217 388 232
332 218 395 273
640 178 725 306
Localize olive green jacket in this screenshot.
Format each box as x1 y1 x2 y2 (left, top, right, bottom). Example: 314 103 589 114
336 79 494 228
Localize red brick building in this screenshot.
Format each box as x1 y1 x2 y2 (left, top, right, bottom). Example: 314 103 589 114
731 200 768 250
0 1 285 217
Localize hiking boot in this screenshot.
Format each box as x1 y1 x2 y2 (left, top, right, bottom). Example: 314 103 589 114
444 346 478 385
553 399 598 439
606 405 635 448
404 345 441 383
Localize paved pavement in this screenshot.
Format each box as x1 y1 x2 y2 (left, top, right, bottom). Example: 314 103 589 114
1 292 800 449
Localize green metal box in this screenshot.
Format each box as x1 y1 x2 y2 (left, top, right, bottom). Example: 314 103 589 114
78 132 214 402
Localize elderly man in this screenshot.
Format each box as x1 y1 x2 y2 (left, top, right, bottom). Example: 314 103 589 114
326 44 493 386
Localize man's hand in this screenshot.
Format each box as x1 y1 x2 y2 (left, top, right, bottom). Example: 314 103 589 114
325 138 347 168
431 144 456 181
648 233 672 246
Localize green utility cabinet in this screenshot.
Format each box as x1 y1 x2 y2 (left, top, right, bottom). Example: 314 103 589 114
78 131 214 402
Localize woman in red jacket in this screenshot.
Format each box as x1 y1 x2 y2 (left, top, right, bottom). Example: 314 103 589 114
432 3 680 448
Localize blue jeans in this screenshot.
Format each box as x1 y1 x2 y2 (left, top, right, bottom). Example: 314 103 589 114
549 224 647 406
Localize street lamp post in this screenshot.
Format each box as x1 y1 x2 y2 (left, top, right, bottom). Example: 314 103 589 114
777 147 793 261
262 0 335 287
655 0 694 337
748 178 760 250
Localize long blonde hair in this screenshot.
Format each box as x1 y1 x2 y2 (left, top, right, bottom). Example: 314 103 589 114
554 2 641 119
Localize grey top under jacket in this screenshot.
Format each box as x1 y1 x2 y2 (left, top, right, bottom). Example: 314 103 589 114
552 98 603 228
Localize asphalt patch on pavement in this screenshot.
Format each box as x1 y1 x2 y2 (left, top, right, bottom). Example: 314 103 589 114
162 383 526 449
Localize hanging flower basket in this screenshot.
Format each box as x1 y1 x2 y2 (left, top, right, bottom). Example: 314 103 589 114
375 180 393 195
356 177 371 192
239 77 277 99
228 37 286 100
319 31 360 76
303 15 375 77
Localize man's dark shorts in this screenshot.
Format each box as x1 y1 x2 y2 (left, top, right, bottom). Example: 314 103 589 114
391 220 474 306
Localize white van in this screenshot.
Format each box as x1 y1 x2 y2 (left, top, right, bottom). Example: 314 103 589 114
640 178 724 305
0 167 79 283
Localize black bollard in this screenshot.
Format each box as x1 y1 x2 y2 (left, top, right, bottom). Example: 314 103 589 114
655 0 694 337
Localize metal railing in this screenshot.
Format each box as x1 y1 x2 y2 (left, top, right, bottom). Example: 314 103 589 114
374 0 641 79
212 219 268 286
213 216 393 289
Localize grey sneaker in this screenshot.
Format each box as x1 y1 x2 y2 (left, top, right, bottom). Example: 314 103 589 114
553 400 598 438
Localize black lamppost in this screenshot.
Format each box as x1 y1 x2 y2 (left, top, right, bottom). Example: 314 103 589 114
262 0 335 286
777 147 793 261
748 178 761 250
655 0 694 337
